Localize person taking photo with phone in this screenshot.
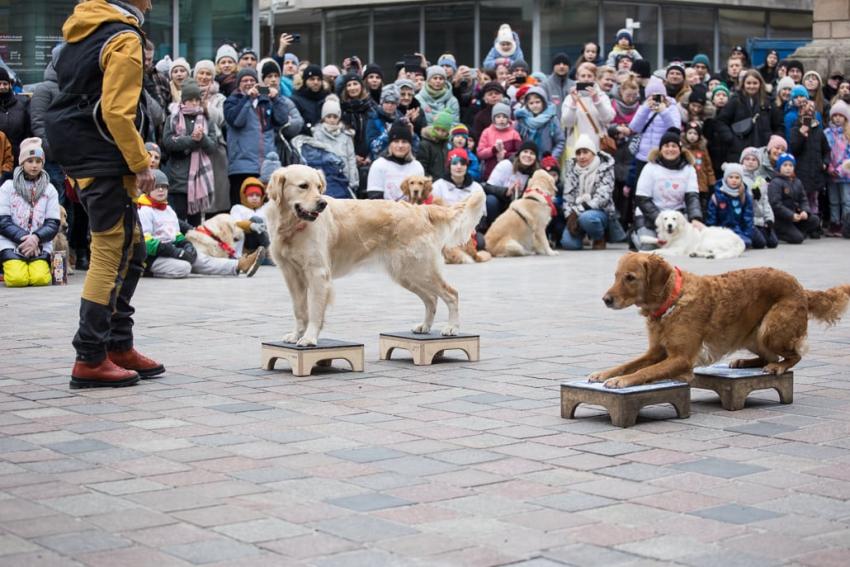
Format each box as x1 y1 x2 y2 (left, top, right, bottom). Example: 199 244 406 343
561 62 615 159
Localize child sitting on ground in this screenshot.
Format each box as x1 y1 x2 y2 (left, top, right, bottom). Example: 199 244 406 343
682 121 716 217
740 147 778 249
229 177 269 257
768 153 821 244
707 163 753 248
0 138 60 287
139 170 265 278
448 124 481 181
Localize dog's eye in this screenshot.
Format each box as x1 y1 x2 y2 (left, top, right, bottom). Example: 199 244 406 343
624 274 637 282
298 183 309 190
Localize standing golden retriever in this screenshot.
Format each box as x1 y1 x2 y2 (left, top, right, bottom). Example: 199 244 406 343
484 170 559 257
590 253 850 388
265 164 485 346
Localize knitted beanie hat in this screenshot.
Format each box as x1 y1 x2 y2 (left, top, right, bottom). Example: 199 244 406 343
321 94 342 119
215 44 238 64
776 76 795 93
446 148 469 165
722 162 745 183
739 147 760 163
236 67 258 85
388 120 413 144
791 85 809 100
426 65 447 81
776 152 796 171
659 127 682 148
380 84 400 104
518 139 539 157
437 54 457 71
363 64 384 80
616 28 632 43
193 60 216 77
170 57 190 76
829 99 850 123
491 102 511 120
18 137 44 164
767 135 788 153
450 124 469 139
322 65 341 78
260 152 282 184
180 79 202 102
711 84 731 101
692 54 711 68
302 64 323 82
153 169 169 188
574 134 598 154
432 110 454 132
645 76 666 98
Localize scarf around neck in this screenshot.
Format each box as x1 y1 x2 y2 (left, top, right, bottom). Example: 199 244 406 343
170 106 213 214
515 105 557 147
423 83 449 101
574 155 602 199
13 167 50 205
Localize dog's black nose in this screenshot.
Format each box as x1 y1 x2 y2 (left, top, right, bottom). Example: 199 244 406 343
603 294 614 307
316 200 327 212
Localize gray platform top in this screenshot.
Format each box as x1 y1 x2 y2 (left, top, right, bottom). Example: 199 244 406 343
379 331 480 340
694 364 789 379
262 339 364 350
561 379 688 394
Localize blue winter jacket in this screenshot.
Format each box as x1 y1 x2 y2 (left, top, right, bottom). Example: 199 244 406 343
707 183 754 245
483 33 525 70
224 93 302 175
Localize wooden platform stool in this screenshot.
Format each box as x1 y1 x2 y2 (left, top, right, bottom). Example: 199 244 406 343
261 339 364 377
692 365 793 411
560 380 690 428
378 331 479 366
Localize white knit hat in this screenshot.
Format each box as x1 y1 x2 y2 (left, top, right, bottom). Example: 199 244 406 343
321 94 341 119
193 59 216 77
18 137 44 164
830 99 850 123
215 44 238 65
722 162 745 183
497 24 514 44
574 134 597 154
776 76 795 94
170 57 190 75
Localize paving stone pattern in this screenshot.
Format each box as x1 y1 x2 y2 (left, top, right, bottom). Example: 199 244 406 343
2 242 850 566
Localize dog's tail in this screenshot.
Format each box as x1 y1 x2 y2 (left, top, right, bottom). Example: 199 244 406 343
806 285 850 326
426 191 486 248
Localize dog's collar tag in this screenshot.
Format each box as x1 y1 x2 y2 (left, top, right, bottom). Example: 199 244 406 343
651 267 683 320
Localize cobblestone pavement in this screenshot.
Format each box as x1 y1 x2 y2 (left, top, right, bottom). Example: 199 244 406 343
2 241 850 567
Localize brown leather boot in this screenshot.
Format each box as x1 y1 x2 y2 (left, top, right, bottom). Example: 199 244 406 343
237 246 266 277
108 348 166 379
71 359 139 389
592 239 607 250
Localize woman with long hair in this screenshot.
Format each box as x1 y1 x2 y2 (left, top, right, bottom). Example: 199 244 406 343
717 69 774 163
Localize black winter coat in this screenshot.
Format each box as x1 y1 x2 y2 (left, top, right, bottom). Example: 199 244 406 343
340 97 374 158
0 93 31 159
789 122 830 194
716 93 773 164
291 87 328 135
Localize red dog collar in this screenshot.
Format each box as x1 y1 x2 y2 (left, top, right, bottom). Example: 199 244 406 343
523 187 557 217
195 226 237 259
650 267 683 320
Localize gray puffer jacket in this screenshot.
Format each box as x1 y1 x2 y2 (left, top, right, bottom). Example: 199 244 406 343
29 63 60 159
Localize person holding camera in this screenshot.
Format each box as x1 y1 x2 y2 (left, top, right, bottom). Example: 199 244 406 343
790 99 831 223
627 76 682 187
561 62 615 159
224 68 294 207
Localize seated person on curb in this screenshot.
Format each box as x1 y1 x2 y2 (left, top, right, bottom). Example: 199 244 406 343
0 138 60 287
432 148 487 245
740 146 778 249
706 163 754 248
768 153 821 244
561 134 616 250
632 127 703 250
229 177 269 257
483 140 540 228
366 120 425 201
139 171 265 278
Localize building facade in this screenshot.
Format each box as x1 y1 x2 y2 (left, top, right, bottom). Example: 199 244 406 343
266 0 814 74
1 0 260 85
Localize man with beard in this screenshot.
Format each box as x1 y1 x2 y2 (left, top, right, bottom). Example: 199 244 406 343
291 65 329 135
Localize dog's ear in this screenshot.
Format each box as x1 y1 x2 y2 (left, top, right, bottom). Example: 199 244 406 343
424 176 433 191
400 177 411 196
267 168 287 204
644 254 673 304
315 168 327 194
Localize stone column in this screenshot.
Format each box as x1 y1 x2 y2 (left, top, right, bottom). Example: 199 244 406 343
791 0 850 77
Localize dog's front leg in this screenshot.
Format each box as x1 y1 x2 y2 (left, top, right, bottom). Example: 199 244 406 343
603 356 693 389
588 346 665 382
298 267 332 347
281 266 308 343
533 229 558 256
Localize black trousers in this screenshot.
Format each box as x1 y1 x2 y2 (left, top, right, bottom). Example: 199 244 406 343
72 177 146 362
774 214 820 244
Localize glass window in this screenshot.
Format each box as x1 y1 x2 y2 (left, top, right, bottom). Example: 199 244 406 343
719 9 765 66
179 0 252 64
144 0 174 61
0 0 72 85
662 5 715 65
479 0 533 69
540 0 598 70
603 4 659 69
769 11 813 39
425 3 475 68
372 5 421 73
325 9 369 69
264 19 321 68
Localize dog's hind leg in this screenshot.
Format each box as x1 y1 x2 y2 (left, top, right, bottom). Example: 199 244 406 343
757 300 807 375
398 278 439 334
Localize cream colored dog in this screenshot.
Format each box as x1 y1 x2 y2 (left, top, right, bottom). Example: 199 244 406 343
484 169 559 257
185 213 244 259
266 164 486 346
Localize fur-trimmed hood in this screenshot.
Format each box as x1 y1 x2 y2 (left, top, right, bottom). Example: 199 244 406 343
647 147 695 168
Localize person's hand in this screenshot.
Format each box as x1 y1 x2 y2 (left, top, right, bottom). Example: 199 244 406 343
691 219 705 230
569 87 579 102
576 193 591 205
356 155 367 166
250 221 267 234
507 179 520 197
617 125 631 137
18 234 40 257
278 33 293 53
585 84 598 102
799 211 808 221
247 86 259 99
136 167 155 195
792 212 801 222
191 126 203 142
405 107 419 122
414 52 428 69
799 124 809 136
269 87 279 99
396 68 408 81
178 241 198 264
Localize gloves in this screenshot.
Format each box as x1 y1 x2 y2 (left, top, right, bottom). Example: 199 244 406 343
250 222 267 234
752 187 761 201
158 242 190 263
566 210 580 237
177 241 198 264
576 193 591 205
765 220 774 230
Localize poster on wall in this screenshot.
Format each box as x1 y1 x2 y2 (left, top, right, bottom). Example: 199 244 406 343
0 34 23 67
35 34 64 65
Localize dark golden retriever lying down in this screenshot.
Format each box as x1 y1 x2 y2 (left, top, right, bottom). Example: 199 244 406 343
591 253 850 388
265 165 485 346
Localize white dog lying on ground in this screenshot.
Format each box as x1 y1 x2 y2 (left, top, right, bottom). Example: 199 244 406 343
641 210 745 259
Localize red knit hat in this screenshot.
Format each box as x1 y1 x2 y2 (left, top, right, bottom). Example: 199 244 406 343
446 148 469 165
541 155 560 173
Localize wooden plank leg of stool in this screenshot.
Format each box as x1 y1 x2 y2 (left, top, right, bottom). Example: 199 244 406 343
378 332 480 366
609 397 638 428
775 374 794 404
